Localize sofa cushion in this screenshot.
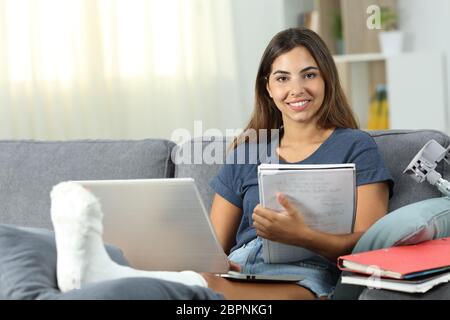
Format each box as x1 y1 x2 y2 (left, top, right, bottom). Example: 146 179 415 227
58 277 223 300
0 139 176 229
0 224 224 300
353 197 450 250
0 224 127 299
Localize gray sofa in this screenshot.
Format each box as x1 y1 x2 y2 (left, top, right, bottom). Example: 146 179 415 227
1 129 449 299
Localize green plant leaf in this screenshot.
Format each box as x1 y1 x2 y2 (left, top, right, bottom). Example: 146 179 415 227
380 6 398 31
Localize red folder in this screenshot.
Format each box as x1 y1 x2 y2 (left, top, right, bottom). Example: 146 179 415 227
337 237 450 279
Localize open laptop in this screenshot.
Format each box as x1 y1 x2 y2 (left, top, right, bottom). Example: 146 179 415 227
74 178 304 283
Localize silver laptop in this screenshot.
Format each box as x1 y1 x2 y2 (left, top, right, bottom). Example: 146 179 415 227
75 178 304 282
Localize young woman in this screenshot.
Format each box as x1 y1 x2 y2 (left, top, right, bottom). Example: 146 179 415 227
52 27 393 301
203 28 394 299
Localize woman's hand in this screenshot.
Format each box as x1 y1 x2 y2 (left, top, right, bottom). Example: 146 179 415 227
252 193 311 246
228 260 241 272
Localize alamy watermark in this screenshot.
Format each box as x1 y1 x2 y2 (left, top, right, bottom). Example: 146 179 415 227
366 265 383 290
367 5 382 30
170 121 280 165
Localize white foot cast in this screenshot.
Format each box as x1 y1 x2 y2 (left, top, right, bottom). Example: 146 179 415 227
50 181 207 292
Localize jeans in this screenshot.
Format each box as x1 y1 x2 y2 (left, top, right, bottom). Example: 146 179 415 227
228 237 340 298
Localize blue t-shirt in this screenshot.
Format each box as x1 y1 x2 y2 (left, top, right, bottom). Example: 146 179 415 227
209 128 395 253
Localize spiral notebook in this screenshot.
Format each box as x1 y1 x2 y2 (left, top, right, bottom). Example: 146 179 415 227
258 163 356 263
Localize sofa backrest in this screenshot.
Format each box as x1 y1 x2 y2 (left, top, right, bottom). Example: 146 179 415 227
0 139 175 229
174 136 229 212
369 130 450 211
174 129 450 214
1 129 448 230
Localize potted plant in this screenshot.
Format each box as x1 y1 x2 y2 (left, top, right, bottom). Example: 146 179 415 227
378 6 403 55
332 10 344 54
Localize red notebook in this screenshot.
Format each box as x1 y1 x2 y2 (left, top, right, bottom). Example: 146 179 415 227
337 237 450 279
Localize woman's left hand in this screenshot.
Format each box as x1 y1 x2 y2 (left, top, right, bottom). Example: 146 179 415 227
252 193 310 246
228 260 241 272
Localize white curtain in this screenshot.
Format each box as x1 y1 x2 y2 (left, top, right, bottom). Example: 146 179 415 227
0 0 244 140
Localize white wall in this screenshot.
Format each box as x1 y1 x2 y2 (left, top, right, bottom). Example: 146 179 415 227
283 0 314 28
398 0 450 132
230 0 284 122
229 0 311 125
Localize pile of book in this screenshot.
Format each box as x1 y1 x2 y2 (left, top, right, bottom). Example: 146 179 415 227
337 237 450 293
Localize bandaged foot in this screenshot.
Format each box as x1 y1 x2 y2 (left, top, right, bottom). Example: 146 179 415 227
50 181 207 292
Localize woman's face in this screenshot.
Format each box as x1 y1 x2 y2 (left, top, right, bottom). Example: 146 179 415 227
266 46 325 127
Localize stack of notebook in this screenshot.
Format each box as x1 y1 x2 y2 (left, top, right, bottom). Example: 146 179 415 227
337 237 450 293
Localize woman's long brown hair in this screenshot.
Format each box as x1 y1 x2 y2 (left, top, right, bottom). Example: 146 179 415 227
232 28 358 149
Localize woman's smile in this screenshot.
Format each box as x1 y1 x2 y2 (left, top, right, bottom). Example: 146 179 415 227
286 98 312 112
